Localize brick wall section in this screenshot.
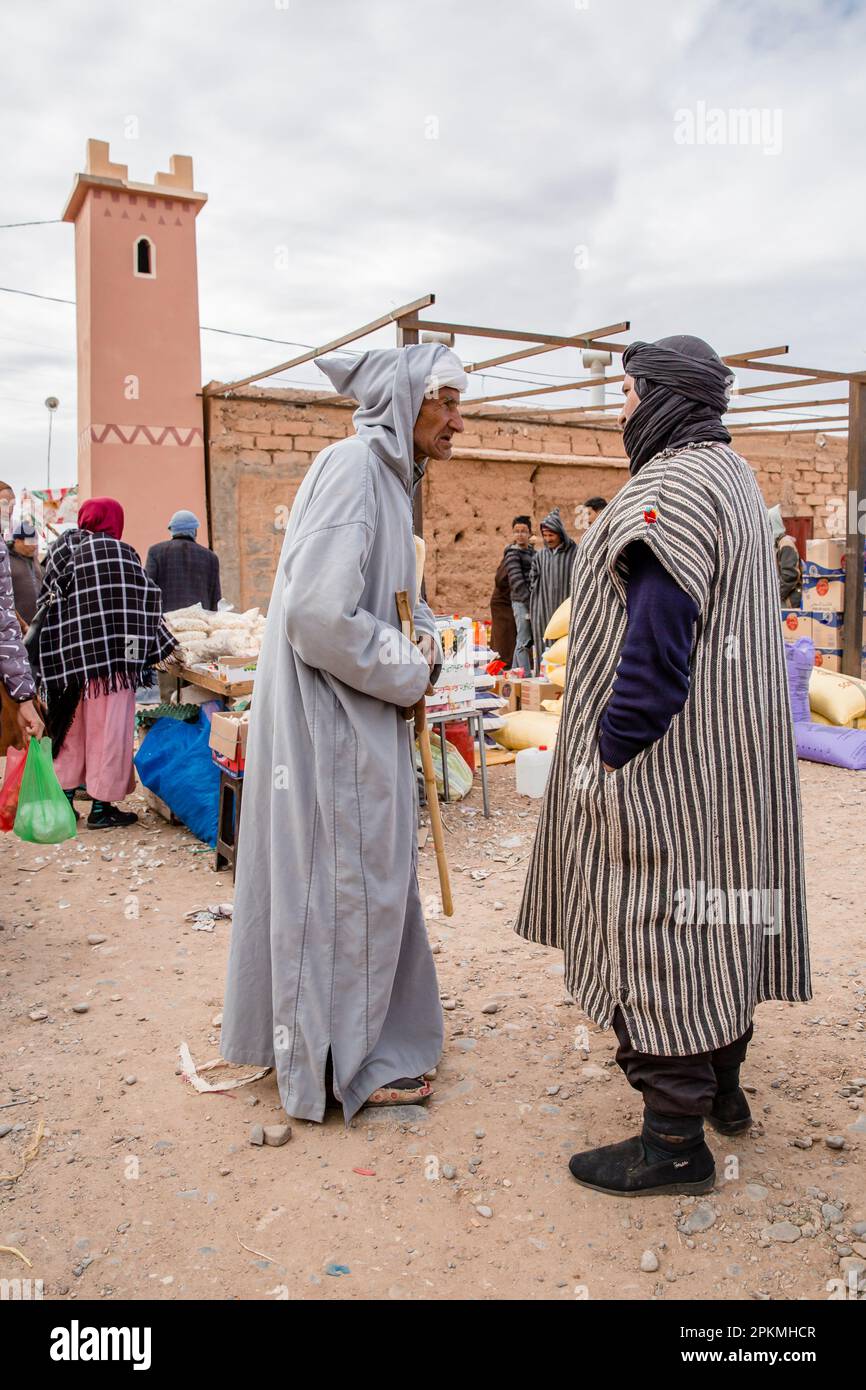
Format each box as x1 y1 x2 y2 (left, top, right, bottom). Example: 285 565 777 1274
205 384 849 615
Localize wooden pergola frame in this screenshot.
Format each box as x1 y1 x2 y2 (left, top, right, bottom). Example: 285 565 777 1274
204 292 865 675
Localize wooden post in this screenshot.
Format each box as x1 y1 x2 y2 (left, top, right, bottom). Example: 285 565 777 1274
395 313 424 537
206 293 434 397
395 590 453 917
842 377 866 676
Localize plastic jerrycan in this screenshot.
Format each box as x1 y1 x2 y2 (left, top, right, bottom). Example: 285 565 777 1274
515 744 553 798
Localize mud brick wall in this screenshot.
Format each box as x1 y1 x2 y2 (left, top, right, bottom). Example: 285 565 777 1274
205 384 848 616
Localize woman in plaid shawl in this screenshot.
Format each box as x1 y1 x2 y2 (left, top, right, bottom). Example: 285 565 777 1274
33 497 176 829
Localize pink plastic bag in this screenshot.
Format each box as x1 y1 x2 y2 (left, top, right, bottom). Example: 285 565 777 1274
0 744 27 831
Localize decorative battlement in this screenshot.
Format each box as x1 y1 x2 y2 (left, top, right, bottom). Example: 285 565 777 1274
155 154 196 191
62 138 207 222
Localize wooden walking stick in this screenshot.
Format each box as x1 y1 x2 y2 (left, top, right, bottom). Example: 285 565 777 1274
395 587 454 917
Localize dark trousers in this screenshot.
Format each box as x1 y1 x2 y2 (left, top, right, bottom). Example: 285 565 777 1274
612 1008 753 1119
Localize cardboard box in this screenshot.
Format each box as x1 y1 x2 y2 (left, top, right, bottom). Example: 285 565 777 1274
209 710 249 774
802 561 845 613
813 648 842 673
497 677 521 713
812 610 866 643
216 654 257 683
810 611 842 645
519 678 560 712
806 538 846 569
780 610 812 644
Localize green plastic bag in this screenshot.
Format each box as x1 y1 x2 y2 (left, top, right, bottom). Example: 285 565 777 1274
13 737 78 844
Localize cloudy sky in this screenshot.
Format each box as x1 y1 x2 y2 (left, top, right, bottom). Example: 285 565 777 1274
1 0 864 495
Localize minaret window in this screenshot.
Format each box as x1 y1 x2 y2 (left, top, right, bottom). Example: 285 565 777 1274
134 236 156 277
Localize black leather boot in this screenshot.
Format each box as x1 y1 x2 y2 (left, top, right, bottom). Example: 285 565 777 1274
87 801 139 830
569 1108 715 1197
708 1065 752 1135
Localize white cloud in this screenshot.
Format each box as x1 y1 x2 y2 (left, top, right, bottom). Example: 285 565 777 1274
0 0 863 494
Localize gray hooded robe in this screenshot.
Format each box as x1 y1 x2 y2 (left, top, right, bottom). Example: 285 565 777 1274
529 507 577 672
220 343 467 1122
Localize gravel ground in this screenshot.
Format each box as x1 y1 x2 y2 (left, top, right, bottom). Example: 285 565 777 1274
1 757 864 1301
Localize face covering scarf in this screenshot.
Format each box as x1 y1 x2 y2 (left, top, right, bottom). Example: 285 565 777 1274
622 335 733 476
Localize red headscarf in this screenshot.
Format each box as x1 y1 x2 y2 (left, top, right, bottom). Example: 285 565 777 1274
77 497 124 540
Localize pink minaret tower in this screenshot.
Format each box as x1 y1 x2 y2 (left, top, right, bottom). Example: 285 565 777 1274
62 139 209 562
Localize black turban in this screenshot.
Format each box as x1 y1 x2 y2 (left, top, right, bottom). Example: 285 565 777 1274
622 334 734 475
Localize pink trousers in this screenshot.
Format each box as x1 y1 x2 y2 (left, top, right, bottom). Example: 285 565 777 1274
53 687 137 803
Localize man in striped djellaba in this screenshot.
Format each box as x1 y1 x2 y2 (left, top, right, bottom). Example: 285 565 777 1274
528 507 576 672
515 335 810 1197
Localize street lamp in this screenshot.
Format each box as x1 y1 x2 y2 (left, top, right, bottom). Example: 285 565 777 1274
44 397 59 490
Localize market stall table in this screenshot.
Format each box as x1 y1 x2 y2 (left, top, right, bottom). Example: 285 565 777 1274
215 769 244 880
174 666 255 699
426 707 490 817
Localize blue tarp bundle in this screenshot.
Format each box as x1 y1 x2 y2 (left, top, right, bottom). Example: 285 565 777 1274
135 709 221 845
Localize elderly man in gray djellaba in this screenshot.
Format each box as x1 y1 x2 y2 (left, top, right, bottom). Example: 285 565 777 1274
221 343 467 1123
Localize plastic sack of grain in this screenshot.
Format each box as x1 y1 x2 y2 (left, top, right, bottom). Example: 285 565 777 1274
201 629 257 659
493 710 560 752
165 604 208 624
169 618 209 635
808 666 866 727
543 635 568 667
195 633 228 659
794 723 866 770
784 639 813 724
205 608 260 630
544 597 571 642
176 639 208 663
548 665 566 690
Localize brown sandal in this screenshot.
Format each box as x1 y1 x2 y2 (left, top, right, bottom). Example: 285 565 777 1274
365 1077 433 1107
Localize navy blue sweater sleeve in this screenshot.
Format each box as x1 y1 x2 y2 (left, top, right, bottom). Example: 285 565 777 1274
598 540 699 770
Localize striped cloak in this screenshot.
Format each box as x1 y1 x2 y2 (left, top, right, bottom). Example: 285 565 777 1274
529 537 577 673
515 442 811 1055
